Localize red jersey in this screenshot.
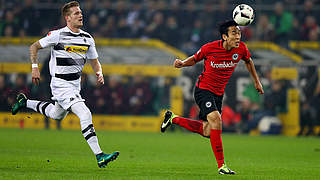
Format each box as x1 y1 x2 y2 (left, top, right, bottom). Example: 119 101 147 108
194 40 251 95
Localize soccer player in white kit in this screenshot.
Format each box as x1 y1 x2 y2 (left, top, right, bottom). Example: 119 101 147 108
11 1 119 168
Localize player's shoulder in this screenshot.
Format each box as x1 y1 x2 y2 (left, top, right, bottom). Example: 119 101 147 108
80 29 93 39
235 41 249 53
239 41 248 48
46 27 69 38
44 28 62 37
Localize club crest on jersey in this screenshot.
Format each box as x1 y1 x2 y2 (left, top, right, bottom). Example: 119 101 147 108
206 102 212 108
65 45 88 53
232 53 239 60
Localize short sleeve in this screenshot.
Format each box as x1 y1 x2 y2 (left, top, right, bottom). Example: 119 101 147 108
194 45 206 63
242 43 251 61
87 37 98 60
39 30 59 48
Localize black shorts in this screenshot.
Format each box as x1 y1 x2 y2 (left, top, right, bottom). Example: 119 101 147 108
194 86 223 121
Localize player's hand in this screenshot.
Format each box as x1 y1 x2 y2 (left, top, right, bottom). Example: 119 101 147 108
32 67 40 85
174 59 184 68
96 72 104 85
255 81 264 95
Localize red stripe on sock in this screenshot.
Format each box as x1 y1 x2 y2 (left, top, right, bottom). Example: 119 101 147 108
172 117 203 136
210 129 224 168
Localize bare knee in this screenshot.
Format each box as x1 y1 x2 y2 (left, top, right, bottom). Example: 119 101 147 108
207 111 222 130
202 112 222 137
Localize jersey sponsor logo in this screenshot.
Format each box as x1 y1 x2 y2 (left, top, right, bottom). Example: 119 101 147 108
232 53 239 60
206 102 212 108
211 61 237 68
65 45 88 53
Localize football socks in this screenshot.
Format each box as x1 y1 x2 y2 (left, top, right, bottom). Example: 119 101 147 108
210 129 224 168
172 117 204 136
71 102 103 155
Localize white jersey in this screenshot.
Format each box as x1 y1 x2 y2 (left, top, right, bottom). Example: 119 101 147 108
39 26 98 109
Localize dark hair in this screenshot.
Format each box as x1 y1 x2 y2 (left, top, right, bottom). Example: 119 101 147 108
219 20 238 39
61 1 80 17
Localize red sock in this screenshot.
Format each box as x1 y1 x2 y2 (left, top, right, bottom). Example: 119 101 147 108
210 129 224 168
172 117 203 136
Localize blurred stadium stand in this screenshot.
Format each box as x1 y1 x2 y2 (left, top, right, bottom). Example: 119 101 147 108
0 0 319 136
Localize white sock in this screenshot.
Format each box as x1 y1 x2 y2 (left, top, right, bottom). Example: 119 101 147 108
26 99 53 117
82 124 103 155
26 100 40 111
71 102 102 155
27 100 68 121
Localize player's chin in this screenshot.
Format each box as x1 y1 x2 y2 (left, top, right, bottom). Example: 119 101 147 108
77 22 83 28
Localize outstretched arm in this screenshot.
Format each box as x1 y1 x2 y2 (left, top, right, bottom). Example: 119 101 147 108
89 59 104 85
29 41 43 85
174 55 197 68
244 57 264 94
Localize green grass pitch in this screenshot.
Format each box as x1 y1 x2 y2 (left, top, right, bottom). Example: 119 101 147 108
0 128 319 179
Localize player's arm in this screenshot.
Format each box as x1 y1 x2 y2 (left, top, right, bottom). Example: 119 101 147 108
174 55 197 68
243 57 264 94
89 59 104 85
29 41 43 85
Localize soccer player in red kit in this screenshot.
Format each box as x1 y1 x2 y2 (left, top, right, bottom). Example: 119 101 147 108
161 20 264 175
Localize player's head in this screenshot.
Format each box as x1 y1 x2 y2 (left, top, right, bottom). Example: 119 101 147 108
219 20 241 48
61 1 83 28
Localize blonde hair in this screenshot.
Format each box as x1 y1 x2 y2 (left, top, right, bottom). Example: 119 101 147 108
61 1 80 17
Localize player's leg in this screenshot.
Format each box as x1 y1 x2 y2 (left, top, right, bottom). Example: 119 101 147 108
70 102 119 168
205 96 235 175
12 93 68 121
206 111 224 167
161 87 208 136
71 102 102 155
46 102 69 120
192 87 235 174
161 110 205 136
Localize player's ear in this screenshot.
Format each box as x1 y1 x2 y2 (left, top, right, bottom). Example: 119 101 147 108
222 34 228 41
65 15 70 22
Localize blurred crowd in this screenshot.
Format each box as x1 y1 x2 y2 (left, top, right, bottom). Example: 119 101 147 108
0 0 320 53
0 72 172 116
1 0 319 134
232 79 290 135
236 78 320 136
2 69 319 135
